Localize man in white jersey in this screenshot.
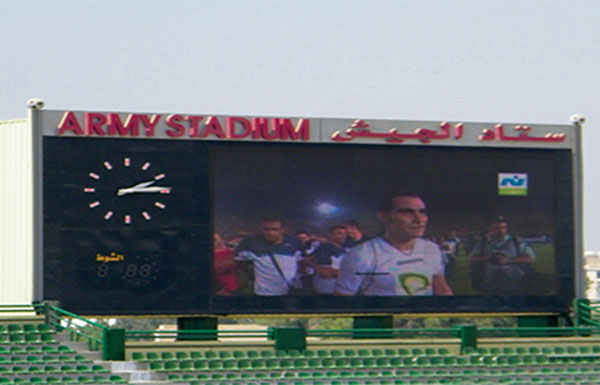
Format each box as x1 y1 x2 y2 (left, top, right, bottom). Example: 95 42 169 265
334 192 453 296
234 218 303 296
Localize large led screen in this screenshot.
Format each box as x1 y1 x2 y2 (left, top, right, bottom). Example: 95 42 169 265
43 137 574 314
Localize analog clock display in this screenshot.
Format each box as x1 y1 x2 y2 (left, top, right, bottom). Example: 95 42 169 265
83 157 172 226
43 137 210 314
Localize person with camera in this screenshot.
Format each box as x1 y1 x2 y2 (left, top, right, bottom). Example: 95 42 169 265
468 216 535 295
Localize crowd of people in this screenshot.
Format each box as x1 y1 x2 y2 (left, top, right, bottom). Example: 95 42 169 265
214 191 539 297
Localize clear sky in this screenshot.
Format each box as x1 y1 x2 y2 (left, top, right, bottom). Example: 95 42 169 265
2 0 599 250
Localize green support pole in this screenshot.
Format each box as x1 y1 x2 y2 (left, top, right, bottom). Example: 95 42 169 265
456 324 477 353
273 327 306 351
177 317 218 341
102 328 125 361
352 316 393 339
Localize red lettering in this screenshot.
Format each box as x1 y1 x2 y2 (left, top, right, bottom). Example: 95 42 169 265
186 115 204 138
252 118 272 139
84 113 107 136
107 114 140 136
226 117 252 139
57 111 84 135
139 114 161 137
202 116 226 138
277 119 310 141
165 114 185 137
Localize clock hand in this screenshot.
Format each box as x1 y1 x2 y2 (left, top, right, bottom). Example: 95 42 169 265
117 186 171 196
116 180 157 196
130 180 156 190
128 186 171 194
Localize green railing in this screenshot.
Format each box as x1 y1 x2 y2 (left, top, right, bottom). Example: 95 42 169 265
5 301 600 361
43 304 124 361
574 298 600 327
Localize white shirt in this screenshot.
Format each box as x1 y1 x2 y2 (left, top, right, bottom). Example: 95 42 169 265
334 236 444 296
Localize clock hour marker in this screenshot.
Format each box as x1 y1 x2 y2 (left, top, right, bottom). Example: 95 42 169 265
89 173 100 180
154 202 166 209
89 201 100 208
142 162 151 171
83 188 95 193
103 161 113 170
124 157 131 167
142 211 151 220
154 173 165 180
104 211 113 220
124 215 131 224
160 189 171 194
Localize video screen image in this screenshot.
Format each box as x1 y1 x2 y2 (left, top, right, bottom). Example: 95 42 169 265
212 143 559 298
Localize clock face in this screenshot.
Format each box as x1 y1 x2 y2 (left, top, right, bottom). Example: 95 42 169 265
82 157 172 225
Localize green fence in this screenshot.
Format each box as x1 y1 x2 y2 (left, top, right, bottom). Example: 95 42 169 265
4 301 600 361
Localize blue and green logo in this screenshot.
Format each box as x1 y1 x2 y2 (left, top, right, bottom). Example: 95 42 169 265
498 173 528 196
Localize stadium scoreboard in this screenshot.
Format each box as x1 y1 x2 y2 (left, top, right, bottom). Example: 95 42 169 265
33 109 581 315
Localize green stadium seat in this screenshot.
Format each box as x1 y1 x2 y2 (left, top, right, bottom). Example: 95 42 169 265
37 324 52 333
280 359 293 369
235 360 250 370
384 349 397 357
411 348 424 356
8 325 22 333
424 348 436 356
322 358 336 368
438 348 450 355
205 351 218 359
502 347 514 355
232 350 245 359
293 358 308 369
9 334 24 343
398 348 410 356
377 357 391 367
164 361 179 371
358 349 371 357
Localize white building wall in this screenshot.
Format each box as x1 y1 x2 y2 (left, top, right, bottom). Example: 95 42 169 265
0 118 33 304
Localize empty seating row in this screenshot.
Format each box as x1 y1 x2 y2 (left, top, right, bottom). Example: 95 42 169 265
0 334 56 344
464 345 600 356
0 364 108 374
0 355 90 364
0 375 127 385
0 326 52 334
0 347 74 355
131 347 453 362
140 353 600 372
